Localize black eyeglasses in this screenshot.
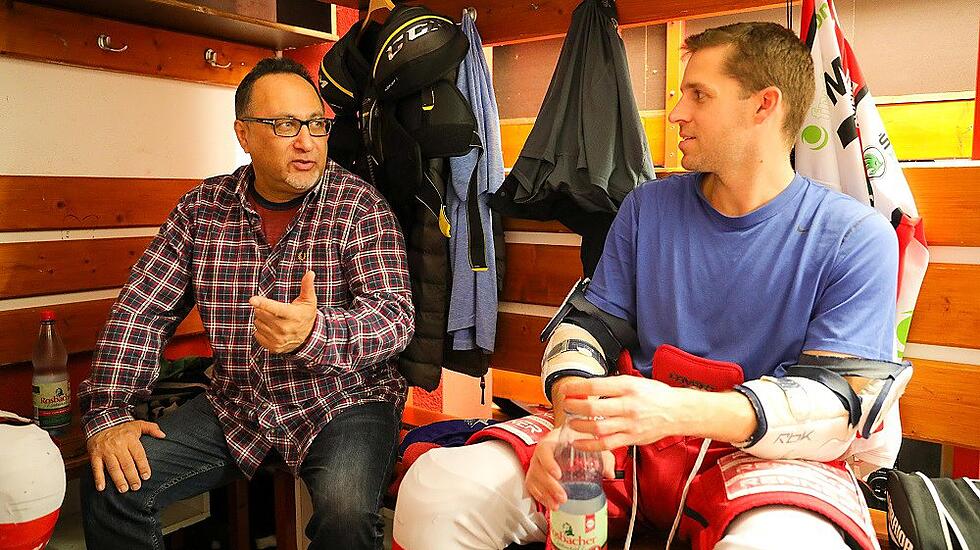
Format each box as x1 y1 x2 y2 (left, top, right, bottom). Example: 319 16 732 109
238 116 333 137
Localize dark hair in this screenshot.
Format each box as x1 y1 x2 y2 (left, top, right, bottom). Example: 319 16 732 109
235 57 319 118
685 22 815 145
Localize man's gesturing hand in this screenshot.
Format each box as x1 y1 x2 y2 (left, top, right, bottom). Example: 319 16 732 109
87 420 166 493
249 270 318 354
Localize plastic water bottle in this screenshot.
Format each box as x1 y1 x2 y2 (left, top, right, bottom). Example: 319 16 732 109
32 310 71 434
547 412 608 550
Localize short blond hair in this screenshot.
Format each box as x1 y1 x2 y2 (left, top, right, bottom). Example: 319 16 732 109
685 22 815 145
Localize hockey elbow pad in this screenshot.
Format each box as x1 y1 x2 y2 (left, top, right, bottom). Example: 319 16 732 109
733 358 912 462
541 323 608 403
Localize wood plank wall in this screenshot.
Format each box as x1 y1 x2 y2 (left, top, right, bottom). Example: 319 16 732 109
0 176 208 389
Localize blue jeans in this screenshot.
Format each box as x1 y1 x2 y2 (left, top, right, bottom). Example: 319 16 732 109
81 394 400 550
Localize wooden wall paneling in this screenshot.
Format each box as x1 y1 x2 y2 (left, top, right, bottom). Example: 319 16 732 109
906 263 980 350
641 112 667 167
500 243 581 305
899 357 980 450
0 300 204 366
0 237 153 299
28 0 340 49
491 312 548 376
0 176 198 231
904 166 980 247
0 2 273 87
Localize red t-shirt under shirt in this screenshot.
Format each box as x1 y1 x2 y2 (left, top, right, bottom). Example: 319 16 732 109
246 181 305 247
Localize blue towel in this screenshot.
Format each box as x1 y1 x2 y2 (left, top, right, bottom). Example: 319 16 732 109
448 13 504 352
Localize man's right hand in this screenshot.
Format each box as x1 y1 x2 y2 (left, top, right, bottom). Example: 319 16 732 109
87 420 166 493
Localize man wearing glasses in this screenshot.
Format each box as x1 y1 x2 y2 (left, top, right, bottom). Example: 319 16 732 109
78 57 414 550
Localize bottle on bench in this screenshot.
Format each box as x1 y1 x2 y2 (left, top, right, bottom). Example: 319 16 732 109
31 310 71 436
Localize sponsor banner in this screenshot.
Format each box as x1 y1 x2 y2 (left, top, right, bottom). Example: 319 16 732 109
796 0 929 360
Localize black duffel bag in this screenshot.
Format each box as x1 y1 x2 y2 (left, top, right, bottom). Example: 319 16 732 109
887 469 980 549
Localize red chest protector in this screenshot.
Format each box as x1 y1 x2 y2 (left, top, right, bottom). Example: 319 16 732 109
618 344 745 533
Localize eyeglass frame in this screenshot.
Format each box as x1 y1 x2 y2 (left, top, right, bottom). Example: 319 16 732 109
237 116 334 138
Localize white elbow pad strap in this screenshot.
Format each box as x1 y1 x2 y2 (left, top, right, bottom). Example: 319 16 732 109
733 358 913 462
541 323 608 402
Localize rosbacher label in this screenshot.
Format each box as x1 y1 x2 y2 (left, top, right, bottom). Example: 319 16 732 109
33 380 71 429
548 506 608 550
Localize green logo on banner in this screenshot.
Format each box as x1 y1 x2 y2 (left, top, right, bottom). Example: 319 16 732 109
864 146 886 178
816 2 831 28
896 310 913 359
802 125 829 150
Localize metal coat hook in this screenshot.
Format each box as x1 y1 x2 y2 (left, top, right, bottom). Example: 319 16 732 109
97 34 128 53
204 48 232 69
462 6 477 22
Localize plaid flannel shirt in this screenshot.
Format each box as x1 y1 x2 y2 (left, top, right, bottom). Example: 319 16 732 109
79 162 413 476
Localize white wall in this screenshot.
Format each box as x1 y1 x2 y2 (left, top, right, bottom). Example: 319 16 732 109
0 57 246 178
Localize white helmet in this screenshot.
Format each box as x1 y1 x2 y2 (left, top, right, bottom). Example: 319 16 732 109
0 411 66 550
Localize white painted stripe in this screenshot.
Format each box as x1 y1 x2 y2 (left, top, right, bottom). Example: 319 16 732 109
0 289 120 312
928 247 980 264
504 231 581 246
905 343 980 366
497 301 557 318
0 227 161 244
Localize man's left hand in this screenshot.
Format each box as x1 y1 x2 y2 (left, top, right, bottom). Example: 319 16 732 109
249 270 318 354
560 376 688 451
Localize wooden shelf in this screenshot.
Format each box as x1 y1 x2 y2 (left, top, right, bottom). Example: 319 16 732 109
27 0 338 50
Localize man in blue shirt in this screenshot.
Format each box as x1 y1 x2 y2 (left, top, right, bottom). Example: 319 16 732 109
394 22 904 550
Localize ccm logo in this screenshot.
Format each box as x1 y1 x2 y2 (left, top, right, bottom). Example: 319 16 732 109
385 20 447 62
